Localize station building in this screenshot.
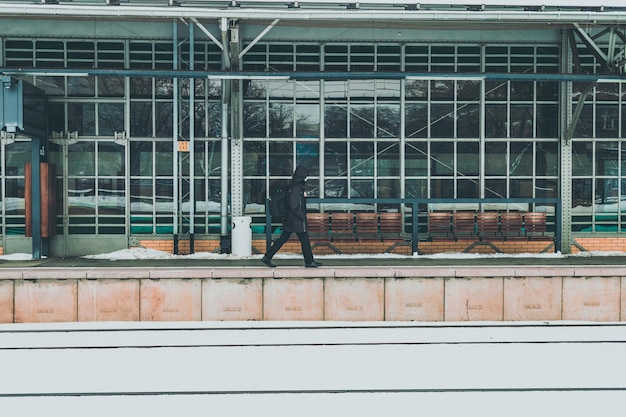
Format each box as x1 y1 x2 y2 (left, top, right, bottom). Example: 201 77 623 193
0 0 625 257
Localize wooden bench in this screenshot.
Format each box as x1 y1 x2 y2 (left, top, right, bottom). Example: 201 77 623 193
427 211 549 241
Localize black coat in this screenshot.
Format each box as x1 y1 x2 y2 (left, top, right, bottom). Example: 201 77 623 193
283 179 307 233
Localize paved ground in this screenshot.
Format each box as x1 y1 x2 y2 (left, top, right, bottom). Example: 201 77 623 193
1 253 626 268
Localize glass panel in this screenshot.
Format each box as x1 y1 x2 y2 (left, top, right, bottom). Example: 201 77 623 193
457 179 479 198
536 179 557 198
324 142 347 176
98 103 124 136
405 103 428 139
98 141 125 176
405 178 427 198
68 142 95 176
244 80 267 99
510 142 533 176
572 141 593 176
155 178 174 213
510 105 534 138
484 179 507 198
430 178 453 198
130 78 152 98
536 104 558 138
350 142 374 176
268 80 293 99
98 76 124 97
5 178 24 215
377 143 399 176
457 141 479 176
352 179 374 198
510 81 534 101
130 141 152 177
295 80 319 99
243 141 266 176
68 177 95 215
405 80 428 100
130 179 153 215
572 178 592 208
457 103 479 138
596 105 619 138
48 102 65 134
377 178 399 198
155 141 173 177
350 104 374 138
130 102 152 137
457 80 480 101
405 142 428 176
536 141 559 176
324 179 347 197
269 102 293 138
243 103 267 137
35 76 65 96
269 142 293 176
377 104 400 138
296 142 319 175
510 179 534 198
485 142 507 176
68 103 96 136
244 178 266 207
485 104 507 138
295 103 319 138
430 104 454 138
573 104 593 138
324 105 347 138
430 142 454 176
485 81 508 101
67 76 95 97
98 178 125 215
5 141 31 176
430 80 454 100
155 102 173 137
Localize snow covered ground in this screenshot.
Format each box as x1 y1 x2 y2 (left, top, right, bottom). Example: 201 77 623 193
0 246 622 262
0 321 625 417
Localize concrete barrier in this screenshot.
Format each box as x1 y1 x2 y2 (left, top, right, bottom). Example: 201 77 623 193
2 266 626 322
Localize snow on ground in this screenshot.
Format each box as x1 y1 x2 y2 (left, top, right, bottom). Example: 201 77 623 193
0 247 625 261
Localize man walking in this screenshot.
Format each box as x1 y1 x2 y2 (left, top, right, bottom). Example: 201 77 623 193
261 165 323 268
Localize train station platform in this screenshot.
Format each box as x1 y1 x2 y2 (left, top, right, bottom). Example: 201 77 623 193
1 251 626 323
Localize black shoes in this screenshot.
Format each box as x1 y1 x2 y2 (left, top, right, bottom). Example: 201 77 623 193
261 256 276 268
262 257 323 268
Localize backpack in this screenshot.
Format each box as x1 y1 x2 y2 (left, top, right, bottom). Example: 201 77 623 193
269 187 288 220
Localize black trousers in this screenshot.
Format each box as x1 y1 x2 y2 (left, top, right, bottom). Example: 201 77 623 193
264 231 314 264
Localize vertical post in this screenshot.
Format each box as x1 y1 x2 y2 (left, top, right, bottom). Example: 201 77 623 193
560 30 573 254
31 137 42 260
173 20 180 254
189 21 195 254
411 201 418 255
265 198 272 253
220 17 231 253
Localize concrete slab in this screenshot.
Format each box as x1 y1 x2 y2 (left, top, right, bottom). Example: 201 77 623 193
324 278 384 321
385 277 444 321
14 280 77 323
263 278 324 320
202 278 263 321
563 277 621 321
140 279 201 321
504 277 562 321
0 280 13 323
444 277 504 321
78 279 140 322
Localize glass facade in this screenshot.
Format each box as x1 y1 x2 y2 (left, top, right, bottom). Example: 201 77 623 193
0 34 623 243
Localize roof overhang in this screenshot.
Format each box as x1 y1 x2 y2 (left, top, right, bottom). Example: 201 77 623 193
1 2 625 26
